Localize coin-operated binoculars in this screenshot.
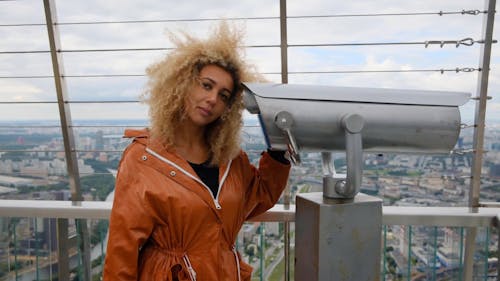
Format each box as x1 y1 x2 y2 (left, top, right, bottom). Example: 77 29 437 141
242 82 469 281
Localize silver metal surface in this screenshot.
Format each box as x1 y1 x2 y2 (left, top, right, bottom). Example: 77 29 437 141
340 114 364 198
295 192 383 281
1 200 500 227
480 202 500 208
321 115 365 198
322 175 347 198
44 1 91 280
382 206 500 227
43 0 82 202
56 218 69 281
274 111 301 164
243 83 467 154
279 1 290 279
321 152 334 176
279 0 288 85
0 200 295 221
470 0 496 209
243 82 470 106
322 152 350 198
0 199 105 218
497 215 500 281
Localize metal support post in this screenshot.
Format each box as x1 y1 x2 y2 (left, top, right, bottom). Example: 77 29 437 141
279 1 291 281
497 216 499 281
43 1 91 280
260 223 264 281
295 192 382 280
76 219 92 280
464 0 496 280
280 0 288 85
57 218 69 281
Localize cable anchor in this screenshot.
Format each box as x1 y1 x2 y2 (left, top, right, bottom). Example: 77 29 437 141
458 38 474 46
461 9 481 15
451 148 475 155
424 38 474 48
460 123 475 129
457 67 476 73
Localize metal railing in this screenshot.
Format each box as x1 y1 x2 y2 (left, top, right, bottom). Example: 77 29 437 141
0 200 498 280
0 199 499 227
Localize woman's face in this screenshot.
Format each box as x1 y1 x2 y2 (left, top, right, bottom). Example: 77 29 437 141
184 64 234 128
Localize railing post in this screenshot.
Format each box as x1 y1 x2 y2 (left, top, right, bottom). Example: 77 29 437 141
77 219 92 280
260 223 265 281
382 225 387 281
35 218 40 281
280 0 288 85
279 1 291 281
464 0 496 280
407 226 411 281
56 218 69 281
43 1 91 280
483 228 490 281
497 216 499 281
13 219 19 281
433 227 438 280
459 227 465 281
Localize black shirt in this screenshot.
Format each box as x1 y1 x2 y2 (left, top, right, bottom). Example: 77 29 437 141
189 161 219 197
188 150 289 198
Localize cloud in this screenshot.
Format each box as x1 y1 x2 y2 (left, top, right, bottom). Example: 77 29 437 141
0 0 498 123
0 79 52 101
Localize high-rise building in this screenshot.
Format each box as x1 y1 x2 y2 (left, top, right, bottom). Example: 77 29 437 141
95 130 104 151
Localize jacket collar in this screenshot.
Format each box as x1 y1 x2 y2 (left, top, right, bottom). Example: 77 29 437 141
125 128 232 215
125 128 231 177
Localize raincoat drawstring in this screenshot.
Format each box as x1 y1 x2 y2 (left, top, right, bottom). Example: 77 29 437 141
232 245 242 281
182 254 197 281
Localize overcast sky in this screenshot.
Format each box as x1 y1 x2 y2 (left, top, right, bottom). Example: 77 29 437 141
0 0 498 125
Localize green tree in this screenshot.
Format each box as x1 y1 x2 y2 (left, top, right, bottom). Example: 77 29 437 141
80 174 115 201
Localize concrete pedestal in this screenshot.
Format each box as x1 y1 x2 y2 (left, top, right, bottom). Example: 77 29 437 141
295 192 382 281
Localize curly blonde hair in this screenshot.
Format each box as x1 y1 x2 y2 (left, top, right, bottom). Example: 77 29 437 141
143 22 261 166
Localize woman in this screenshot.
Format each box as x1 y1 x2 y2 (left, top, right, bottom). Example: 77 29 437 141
103 22 291 281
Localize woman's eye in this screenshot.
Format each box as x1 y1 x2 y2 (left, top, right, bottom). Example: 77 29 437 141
219 92 231 102
202 82 212 90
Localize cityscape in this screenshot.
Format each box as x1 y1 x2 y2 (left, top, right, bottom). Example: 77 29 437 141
0 119 499 280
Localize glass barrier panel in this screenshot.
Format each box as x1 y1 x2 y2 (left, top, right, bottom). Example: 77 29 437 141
0 217 110 281
382 225 497 281
0 216 497 281
0 217 62 280
236 221 292 281
74 218 108 281
473 227 493 281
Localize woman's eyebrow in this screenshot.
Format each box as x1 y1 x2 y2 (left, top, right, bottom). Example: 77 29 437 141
200 77 232 93
200 77 216 84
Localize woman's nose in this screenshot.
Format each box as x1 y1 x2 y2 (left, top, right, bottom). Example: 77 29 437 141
205 90 218 104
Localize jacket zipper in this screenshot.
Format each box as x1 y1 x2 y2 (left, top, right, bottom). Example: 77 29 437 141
145 147 231 210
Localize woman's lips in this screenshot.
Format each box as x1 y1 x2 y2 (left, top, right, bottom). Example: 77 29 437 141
198 107 212 117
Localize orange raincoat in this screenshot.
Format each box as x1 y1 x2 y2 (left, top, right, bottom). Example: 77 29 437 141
103 129 290 281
